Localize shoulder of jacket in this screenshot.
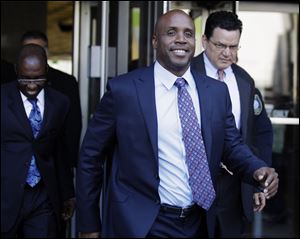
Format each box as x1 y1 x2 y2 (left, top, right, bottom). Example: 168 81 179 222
232 63 255 85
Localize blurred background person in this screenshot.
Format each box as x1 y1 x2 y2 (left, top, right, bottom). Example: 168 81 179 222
1 44 75 238
20 31 82 237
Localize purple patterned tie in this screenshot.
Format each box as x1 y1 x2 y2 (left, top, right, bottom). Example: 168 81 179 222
26 98 42 187
175 78 216 210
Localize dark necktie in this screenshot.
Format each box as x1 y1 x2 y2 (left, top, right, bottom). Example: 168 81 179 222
26 98 42 187
175 77 216 210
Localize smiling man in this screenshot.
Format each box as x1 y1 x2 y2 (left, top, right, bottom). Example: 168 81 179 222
76 9 278 238
1 44 75 238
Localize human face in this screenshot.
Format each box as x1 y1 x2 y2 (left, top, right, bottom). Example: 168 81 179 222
152 10 195 76
202 27 240 70
17 57 47 99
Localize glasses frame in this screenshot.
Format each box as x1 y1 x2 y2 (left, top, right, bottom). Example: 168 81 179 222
208 39 241 52
17 78 47 85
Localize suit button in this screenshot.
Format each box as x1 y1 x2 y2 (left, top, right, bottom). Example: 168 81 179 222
20 183 25 188
155 199 160 205
155 174 159 180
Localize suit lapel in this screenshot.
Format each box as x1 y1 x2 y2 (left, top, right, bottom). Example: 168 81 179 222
39 87 55 136
134 65 158 161
192 52 206 74
191 68 213 162
232 65 251 140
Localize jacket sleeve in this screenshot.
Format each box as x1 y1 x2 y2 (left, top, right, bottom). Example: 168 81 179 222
252 88 273 167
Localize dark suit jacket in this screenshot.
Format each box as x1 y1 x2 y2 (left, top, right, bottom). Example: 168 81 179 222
0 65 82 168
76 63 268 238
191 52 273 237
1 60 16 85
47 67 82 168
1 81 75 232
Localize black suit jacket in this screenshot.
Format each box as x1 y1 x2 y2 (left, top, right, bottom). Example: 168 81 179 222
47 67 82 168
1 81 75 232
191 52 273 237
0 65 82 168
1 60 16 85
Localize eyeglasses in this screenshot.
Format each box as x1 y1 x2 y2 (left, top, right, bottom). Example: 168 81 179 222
209 40 241 52
17 78 47 85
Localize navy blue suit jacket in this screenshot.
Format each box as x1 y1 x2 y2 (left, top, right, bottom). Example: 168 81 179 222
191 52 273 236
1 81 75 232
76 64 267 237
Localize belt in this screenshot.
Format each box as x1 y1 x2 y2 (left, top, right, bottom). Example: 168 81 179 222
160 204 198 218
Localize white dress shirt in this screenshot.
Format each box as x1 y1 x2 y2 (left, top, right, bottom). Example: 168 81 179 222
154 61 201 207
20 90 45 120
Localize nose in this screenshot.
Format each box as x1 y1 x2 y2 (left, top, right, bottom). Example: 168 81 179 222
222 47 231 56
175 32 186 42
27 82 38 89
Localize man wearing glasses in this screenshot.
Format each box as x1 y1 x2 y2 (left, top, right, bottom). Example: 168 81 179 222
1 44 75 237
191 11 273 238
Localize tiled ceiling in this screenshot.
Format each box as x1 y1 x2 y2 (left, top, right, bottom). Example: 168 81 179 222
47 1 73 58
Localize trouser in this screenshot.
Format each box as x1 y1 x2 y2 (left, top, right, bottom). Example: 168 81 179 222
2 181 57 238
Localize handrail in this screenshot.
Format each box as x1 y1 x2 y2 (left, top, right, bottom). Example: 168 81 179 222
270 117 299 125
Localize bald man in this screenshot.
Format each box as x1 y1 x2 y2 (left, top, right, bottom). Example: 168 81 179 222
1 44 75 237
76 10 278 238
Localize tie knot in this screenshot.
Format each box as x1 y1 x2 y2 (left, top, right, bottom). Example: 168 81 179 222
174 78 186 89
217 70 225 81
28 98 38 108
28 98 38 105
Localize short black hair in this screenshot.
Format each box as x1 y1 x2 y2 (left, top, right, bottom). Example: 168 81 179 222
20 30 48 46
204 11 243 39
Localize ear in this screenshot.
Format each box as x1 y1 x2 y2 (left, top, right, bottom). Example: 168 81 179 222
152 34 158 49
201 34 208 50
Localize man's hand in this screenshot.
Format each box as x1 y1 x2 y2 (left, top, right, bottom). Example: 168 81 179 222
253 167 279 199
253 192 266 212
61 197 76 221
79 232 100 238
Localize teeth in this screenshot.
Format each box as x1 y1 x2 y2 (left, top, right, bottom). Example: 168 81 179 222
173 49 186 56
173 50 185 53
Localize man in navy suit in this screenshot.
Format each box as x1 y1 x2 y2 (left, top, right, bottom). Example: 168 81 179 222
1 44 75 237
76 10 278 238
191 11 273 237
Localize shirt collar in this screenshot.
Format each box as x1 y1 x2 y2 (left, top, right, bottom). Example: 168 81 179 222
154 61 195 90
20 89 45 105
203 52 233 79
